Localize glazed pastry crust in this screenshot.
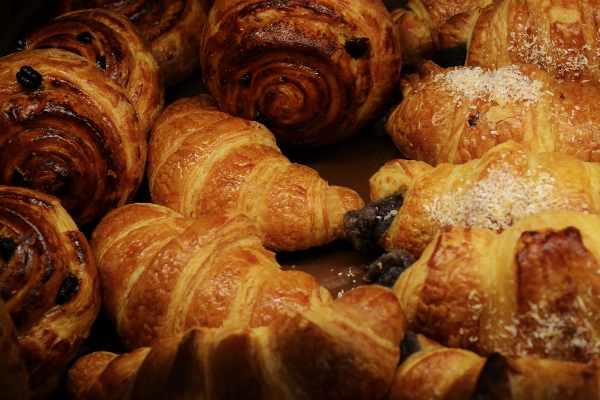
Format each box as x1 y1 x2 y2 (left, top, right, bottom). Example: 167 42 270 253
147 95 365 252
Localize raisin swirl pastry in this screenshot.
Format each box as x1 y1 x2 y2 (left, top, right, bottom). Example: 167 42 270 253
57 0 211 88
17 8 164 134
0 48 146 227
200 0 401 148
0 185 100 399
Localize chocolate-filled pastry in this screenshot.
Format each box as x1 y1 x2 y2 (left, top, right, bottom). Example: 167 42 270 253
393 209 600 363
57 0 210 88
0 298 28 400
147 95 365 252
387 337 600 400
90 203 334 350
0 48 146 227
200 0 401 148
0 185 100 399
362 141 600 258
17 8 164 134
386 61 600 166
67 285 404 400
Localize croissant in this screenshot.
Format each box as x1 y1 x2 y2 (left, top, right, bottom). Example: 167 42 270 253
147 95 365 252
57 0 210 87
385 61 600 166
436 0 600 84
0 48 146 227
16 8 164 134
199 0 401 148
67 285 404 400
90 202 334 350
346 140 600 258
0 185 100 398
0 299 28 400
392 209 600 363
387 333 600 400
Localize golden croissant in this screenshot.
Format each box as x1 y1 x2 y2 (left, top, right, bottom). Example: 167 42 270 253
346 140 600 258
387 333 600 400
385 61 600 166
0 298 28 400
147 95 365 252
17 8 164 135
0 185 100 398
67 285 404 400
91 202 334 350
393 209 600 363
0 48 146 227
200 0 401 148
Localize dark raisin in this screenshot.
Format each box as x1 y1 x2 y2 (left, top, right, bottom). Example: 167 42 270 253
239 73 252 86
468 112 480 127
56 274 79 305
344 37 369 59
255 110 275 129
96 55 107 70
16 66 43 90
76 31 93 44
0 236 16 261
15 38 27 51
399 330 421 365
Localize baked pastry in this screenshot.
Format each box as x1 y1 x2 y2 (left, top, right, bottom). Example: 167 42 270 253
346 140 600 258
0 185 100 398
147 95 365 252
67 285 404 400
0 48 146 227
91 202 334 350
56 0 210 88
393 209 600 363
387 333 600 400
200 0 401 148
16 8 164 134
436 0 600 84
0 298 28 400
386 61 600 166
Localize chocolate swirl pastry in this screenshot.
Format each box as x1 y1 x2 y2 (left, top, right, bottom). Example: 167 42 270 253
0 48 146 227
200 0 402 148
17 9 164 134
0 185 100 399
57 0 211 88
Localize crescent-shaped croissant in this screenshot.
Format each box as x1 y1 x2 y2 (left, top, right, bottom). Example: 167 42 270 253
0 185 100 398
147 95 365 252
0 48 146 227
66 285 404 400
90 202 333 350
200 0 401 148
385 61 600 166
393 209 600 363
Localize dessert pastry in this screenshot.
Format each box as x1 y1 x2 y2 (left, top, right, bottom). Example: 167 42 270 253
346 140 600 258
0 298 28 400
393 209 600 363
16 8 164 135
147 95 365 252
0 185 100 398
200 0 401 148
67 285 404 400
90 202 333 350
386 61 600 166
56 0 210 88
0 48 146 227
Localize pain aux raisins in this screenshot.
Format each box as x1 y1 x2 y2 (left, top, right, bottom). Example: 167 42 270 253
16 65 43 90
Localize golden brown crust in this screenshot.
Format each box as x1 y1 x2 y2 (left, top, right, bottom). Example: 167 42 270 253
147 95 365 252
393 209 600 363
57 0 210 87
0 299 28 400
67 285 404 400
200 0 401 148
90 202 333 350
20 8 164 134
385 62 600 165
0 48 146 227
0 185 100 398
